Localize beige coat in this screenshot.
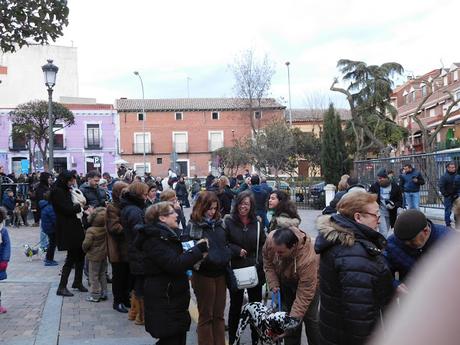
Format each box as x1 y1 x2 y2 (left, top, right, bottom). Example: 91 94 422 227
82 208 107 261
262 225 319 319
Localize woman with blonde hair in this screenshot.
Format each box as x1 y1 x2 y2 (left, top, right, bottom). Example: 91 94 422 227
315 191 394 345
136 202 208 345
337 174 350 192
186 191 231 345
160 189 186 230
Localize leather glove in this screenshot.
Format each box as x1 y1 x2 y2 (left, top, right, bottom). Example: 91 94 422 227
385 200 395 210
196 241 209 253
0 261 8 271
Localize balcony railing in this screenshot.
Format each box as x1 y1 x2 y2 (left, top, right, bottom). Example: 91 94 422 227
133 142 153 154
84 134 103 150
173 142 188 153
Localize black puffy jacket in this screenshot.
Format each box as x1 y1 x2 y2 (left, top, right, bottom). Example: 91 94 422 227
185 218 231 277
314 214 394 345
135 222 204 339
120 192 145 275
223 214 265 272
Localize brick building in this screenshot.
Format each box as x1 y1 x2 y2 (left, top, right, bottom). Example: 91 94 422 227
392 64 460 154
116 98 285 177
289 108 350 176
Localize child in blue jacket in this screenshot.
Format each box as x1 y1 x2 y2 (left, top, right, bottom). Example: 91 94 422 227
0 206 11 313
40 192 57 266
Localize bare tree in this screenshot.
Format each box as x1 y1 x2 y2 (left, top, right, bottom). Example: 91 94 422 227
230 49 275 135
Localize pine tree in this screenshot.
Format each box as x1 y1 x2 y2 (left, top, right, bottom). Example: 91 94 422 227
321 104 347 184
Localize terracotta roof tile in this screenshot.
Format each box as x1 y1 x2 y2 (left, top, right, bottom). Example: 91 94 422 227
115 98 285 112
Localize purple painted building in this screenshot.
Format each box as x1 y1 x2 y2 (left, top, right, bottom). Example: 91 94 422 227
0 101 119 175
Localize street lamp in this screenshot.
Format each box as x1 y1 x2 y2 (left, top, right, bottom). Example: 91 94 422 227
285 61 292 126
133 71 147 175
42 59 58 172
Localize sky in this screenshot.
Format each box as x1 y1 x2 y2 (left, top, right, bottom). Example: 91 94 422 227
55 0 460 109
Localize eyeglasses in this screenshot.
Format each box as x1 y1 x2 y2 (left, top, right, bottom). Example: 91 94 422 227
361 211 380 220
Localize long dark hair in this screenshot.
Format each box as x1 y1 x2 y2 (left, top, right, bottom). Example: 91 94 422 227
191 191 221 222
231 190 256 221
270 190 300 219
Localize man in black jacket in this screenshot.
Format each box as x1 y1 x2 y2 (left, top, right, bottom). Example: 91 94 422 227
79 171 107 208
369 168 403 237
438 161 459 227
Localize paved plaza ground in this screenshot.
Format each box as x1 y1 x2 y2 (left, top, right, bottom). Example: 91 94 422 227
0 209 319 345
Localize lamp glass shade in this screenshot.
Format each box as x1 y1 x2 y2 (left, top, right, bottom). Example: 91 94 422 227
41 59 59 88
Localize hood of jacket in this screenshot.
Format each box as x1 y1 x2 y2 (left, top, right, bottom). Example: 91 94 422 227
88 207 106 227
120 191 145 209
135 221 179 250
315 214 387 255
39 199 49 210
251 185 264 193
273 214 300 228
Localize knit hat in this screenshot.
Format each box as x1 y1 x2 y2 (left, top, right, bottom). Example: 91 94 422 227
394 210 427 240
376 168 388 178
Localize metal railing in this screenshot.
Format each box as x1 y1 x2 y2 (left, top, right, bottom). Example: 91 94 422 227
354 150 460 209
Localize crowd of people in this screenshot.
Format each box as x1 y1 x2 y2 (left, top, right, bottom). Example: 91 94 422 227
0 163 456 344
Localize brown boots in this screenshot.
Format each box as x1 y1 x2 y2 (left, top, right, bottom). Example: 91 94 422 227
128 292 144 325
135 298 144 325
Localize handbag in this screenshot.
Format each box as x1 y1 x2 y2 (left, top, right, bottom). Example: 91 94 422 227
232 222 260 290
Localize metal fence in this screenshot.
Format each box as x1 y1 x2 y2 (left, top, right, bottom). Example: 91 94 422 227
354 148 460 209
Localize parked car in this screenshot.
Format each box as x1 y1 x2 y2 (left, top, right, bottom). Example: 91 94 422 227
266 180 291 192
309 181 325 197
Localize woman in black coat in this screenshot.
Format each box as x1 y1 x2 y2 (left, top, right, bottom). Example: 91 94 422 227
136 202 208 345
224 190 266 345
120 181 149 324
314 191 394 345
216 176 234 216
50 170 87 296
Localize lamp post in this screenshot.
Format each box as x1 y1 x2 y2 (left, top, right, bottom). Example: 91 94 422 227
42 59 58 172
133 71 147 175
285 61 292 126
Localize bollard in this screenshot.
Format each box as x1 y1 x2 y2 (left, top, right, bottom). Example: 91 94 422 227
324 184 336 207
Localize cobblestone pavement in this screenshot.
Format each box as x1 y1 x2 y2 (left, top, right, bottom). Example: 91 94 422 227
0 208 319 345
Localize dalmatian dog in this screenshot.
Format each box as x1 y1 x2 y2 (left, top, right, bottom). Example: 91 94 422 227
233 302 300 345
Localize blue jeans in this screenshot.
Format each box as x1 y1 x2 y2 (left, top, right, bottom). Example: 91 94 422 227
404 192 420 210
444 196 454 226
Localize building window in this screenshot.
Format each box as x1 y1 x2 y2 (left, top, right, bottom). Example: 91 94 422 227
137 113 144 121
173 132 188 153
454 70 459 81
404 94 409 105
211 111 219 120
208 131 224 151
157 157 163 164
175 112 183 120
54 124 65 150
421 85 427 97
456 90 460 101
430 108 436 117
411 91 416 102
133 132 152 154
10 125 27 151
86 124 101 149
133 163 151 175
254 111 262 119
